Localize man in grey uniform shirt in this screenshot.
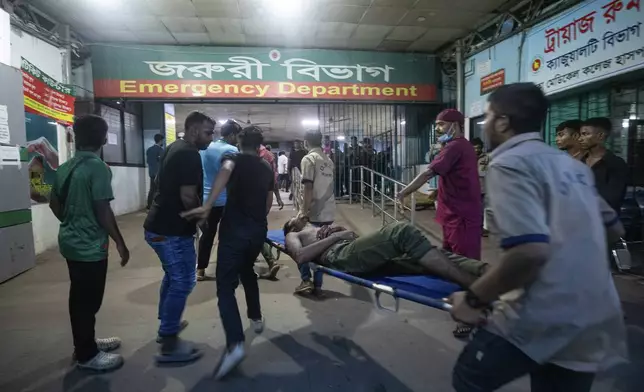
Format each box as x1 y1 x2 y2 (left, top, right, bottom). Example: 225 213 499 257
449 83 627 392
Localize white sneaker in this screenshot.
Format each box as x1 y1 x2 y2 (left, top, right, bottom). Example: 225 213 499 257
213 343 245 380
250 317 264 334
96 337 121 352
77 351 124 372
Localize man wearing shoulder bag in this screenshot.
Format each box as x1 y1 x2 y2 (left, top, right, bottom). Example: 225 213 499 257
49 115 130 372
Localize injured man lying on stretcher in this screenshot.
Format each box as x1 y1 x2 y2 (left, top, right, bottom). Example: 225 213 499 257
283 218 488 288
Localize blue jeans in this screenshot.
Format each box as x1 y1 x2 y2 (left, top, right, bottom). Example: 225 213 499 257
216 227 264 348
298 221 332 288
145 231 196 337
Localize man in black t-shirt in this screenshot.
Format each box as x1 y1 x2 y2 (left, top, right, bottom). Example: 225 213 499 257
143 111 214 364
181 126 274 380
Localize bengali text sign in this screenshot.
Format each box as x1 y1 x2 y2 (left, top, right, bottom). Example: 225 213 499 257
525 0 643 95
21 57 75 125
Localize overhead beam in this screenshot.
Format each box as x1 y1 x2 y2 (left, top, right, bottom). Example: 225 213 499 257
438 0 581 62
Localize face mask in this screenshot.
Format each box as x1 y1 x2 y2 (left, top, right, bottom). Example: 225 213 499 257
437 124 455 144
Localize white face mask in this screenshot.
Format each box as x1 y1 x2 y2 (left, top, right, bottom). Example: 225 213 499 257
437 123 455 143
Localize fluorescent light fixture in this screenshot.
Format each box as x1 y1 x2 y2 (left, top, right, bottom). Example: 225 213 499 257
265 0 301 18
477 121 485 125
629 114 637 120
336 135 346 141
301 119 319 126
400 120 406 125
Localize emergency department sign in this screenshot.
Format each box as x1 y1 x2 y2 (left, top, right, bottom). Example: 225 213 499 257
524 0 643 95
91 45 438 102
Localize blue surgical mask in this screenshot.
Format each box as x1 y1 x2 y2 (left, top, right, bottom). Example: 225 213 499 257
437 124 455 144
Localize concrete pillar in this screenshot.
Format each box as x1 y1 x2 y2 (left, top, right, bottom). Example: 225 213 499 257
60 24 74 161
455 41 464 113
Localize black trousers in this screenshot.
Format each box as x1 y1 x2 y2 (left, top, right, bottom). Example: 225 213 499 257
216 229 264 347
147 176 157 209
453 329 595 392
197 206 225 270
67 259 108 362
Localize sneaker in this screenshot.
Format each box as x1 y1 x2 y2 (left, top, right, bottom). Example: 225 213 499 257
156 337 203 364
213 343 246 380
259 263 281 280
72 337 122 361
196 269 206 281
156 320 189 343
96 337 121 352
77 351 124 372
250 317 264 334
294 280 314 295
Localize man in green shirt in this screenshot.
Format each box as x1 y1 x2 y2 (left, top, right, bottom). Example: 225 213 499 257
49 115 130 372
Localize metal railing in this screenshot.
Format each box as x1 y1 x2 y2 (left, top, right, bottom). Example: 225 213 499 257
292 164 439 229
349 165 432 226
291 168 303 212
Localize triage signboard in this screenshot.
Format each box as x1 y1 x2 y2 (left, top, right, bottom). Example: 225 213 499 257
524 0 643 95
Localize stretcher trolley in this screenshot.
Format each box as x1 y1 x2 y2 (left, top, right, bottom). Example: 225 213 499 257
614 186 644 272
265 230 456 313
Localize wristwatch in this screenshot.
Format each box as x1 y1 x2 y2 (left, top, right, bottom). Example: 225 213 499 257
465 290 488 309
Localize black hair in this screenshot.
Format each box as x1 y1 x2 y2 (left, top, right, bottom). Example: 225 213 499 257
74 115 108 150
304 129 323 147
556 119 583 134
279 151 286 156
582 117 612 135
487 83 548 134
471 137 484 147
154 133 165 144
184 111 214 132
221 120 242 137
265 144 272 151
238 126 264 149
283 220 293 236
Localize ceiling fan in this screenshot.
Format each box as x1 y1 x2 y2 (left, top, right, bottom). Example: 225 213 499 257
321 116 351 128
232 109 271 129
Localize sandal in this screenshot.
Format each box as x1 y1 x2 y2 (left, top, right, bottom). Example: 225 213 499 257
452 323 474 339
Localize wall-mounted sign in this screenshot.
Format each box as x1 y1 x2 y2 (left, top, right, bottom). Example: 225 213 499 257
524 0 643 95
477 59 492 76
91 46 438 102
21 57 75 125
480 69 506 95
0 9 9 67
164 103 176 145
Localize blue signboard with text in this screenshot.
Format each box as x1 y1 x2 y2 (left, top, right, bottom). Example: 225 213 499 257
524 0 643 95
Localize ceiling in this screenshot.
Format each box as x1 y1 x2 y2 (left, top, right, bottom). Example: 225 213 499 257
29 0 510 52
175 103 318 142
174 103 401 142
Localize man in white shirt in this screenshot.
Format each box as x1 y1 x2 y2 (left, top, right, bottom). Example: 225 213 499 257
277 151 289 191
449 83 627 392
295 130 336 296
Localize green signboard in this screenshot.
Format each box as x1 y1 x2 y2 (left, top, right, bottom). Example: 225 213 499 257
91 45 439 102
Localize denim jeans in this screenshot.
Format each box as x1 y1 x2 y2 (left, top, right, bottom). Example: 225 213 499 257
216 227 264 348
145 231 196 337
453 329 595 392
298 221 333 288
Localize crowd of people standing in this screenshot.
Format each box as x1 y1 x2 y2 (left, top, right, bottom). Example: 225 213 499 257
50 81 633 391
